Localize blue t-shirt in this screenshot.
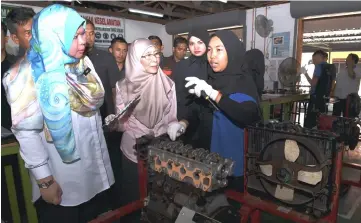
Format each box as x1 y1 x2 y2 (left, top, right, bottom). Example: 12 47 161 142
311 61 328 95
210 93 257 177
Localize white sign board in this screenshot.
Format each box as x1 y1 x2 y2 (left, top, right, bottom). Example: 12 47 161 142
80 12 125 48
1 3 125 53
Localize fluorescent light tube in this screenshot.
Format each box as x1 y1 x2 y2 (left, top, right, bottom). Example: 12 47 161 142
63 0 82 4
129 8 164 18
208 25 243 31
304 11 361 20
218 0 228 3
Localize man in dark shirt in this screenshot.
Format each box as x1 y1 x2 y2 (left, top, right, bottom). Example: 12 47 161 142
148 35 165 68
163 36 188 80
1 21 17 130
85 19 119 120
6 7 35 58
304 50 334 129
85 19 122 210
108 37 127 85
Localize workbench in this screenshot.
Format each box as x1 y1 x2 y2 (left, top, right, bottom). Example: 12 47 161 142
1 139 38 223
261 93 310 122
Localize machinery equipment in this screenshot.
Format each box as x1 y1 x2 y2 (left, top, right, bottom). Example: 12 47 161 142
316 92 361 189
318 115 360 150
137 135 240 222
317 114 361 189
224 121 343 223
144 135 235 192
245 122 337 217
89 135 240 223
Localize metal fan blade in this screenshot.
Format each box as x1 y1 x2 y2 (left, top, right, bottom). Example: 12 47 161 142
278 58 301 88
259 165 272 176
284 139 322 185
284 139 299 162
297 166 322 185
274 140 299 201
275 184 294 201
255 14 273 38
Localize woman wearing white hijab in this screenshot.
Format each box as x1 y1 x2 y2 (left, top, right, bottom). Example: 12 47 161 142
109 38 178 206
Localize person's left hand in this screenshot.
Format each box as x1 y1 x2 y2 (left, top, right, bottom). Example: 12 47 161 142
185 77 219 101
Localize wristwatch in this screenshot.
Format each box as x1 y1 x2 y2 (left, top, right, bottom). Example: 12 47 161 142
37 179 54 189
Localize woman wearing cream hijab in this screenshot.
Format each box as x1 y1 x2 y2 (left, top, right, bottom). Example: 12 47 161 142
108 38 180 207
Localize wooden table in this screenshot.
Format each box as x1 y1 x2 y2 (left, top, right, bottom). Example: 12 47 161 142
261 93 310 122
2 140 38 223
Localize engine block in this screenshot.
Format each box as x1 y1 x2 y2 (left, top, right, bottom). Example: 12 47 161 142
141 135 235 192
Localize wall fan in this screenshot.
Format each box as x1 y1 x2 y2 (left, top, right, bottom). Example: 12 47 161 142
278 57 302 90
255 14 274 38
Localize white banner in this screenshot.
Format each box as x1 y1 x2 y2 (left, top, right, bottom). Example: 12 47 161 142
1 3 125 50
80 12 125 48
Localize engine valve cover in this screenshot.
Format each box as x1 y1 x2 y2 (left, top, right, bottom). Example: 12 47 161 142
144 136 234 192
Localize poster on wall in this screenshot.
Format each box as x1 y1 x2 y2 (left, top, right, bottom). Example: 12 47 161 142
1 3 125 49
80 13 125 48
271 32 290 58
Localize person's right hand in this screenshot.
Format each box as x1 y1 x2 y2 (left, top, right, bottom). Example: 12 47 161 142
167 122 187 141
105 114 116 126
39 177 63 205
105 114 118 131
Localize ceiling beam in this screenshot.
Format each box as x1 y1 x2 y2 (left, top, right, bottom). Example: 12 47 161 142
232 1 290 9
158 2 177 15
12 1 167 24
167 1 221 13
231 1 258 8
119 1 155 13
100 1 190 19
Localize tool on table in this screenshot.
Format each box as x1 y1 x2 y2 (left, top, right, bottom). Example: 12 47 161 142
102 94 141 127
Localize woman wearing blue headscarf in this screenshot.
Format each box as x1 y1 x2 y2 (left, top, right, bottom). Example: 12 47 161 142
3 5 114 222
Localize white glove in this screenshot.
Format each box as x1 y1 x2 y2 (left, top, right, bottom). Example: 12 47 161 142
167 122 187 141
104 114 116 126
185 77 219 101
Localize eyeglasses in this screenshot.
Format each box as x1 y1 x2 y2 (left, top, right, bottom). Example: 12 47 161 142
141 52 162 60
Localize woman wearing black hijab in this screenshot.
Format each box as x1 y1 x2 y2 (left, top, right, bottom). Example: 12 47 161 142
182 30 261 191
167 29 211 145
244 49 265 97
